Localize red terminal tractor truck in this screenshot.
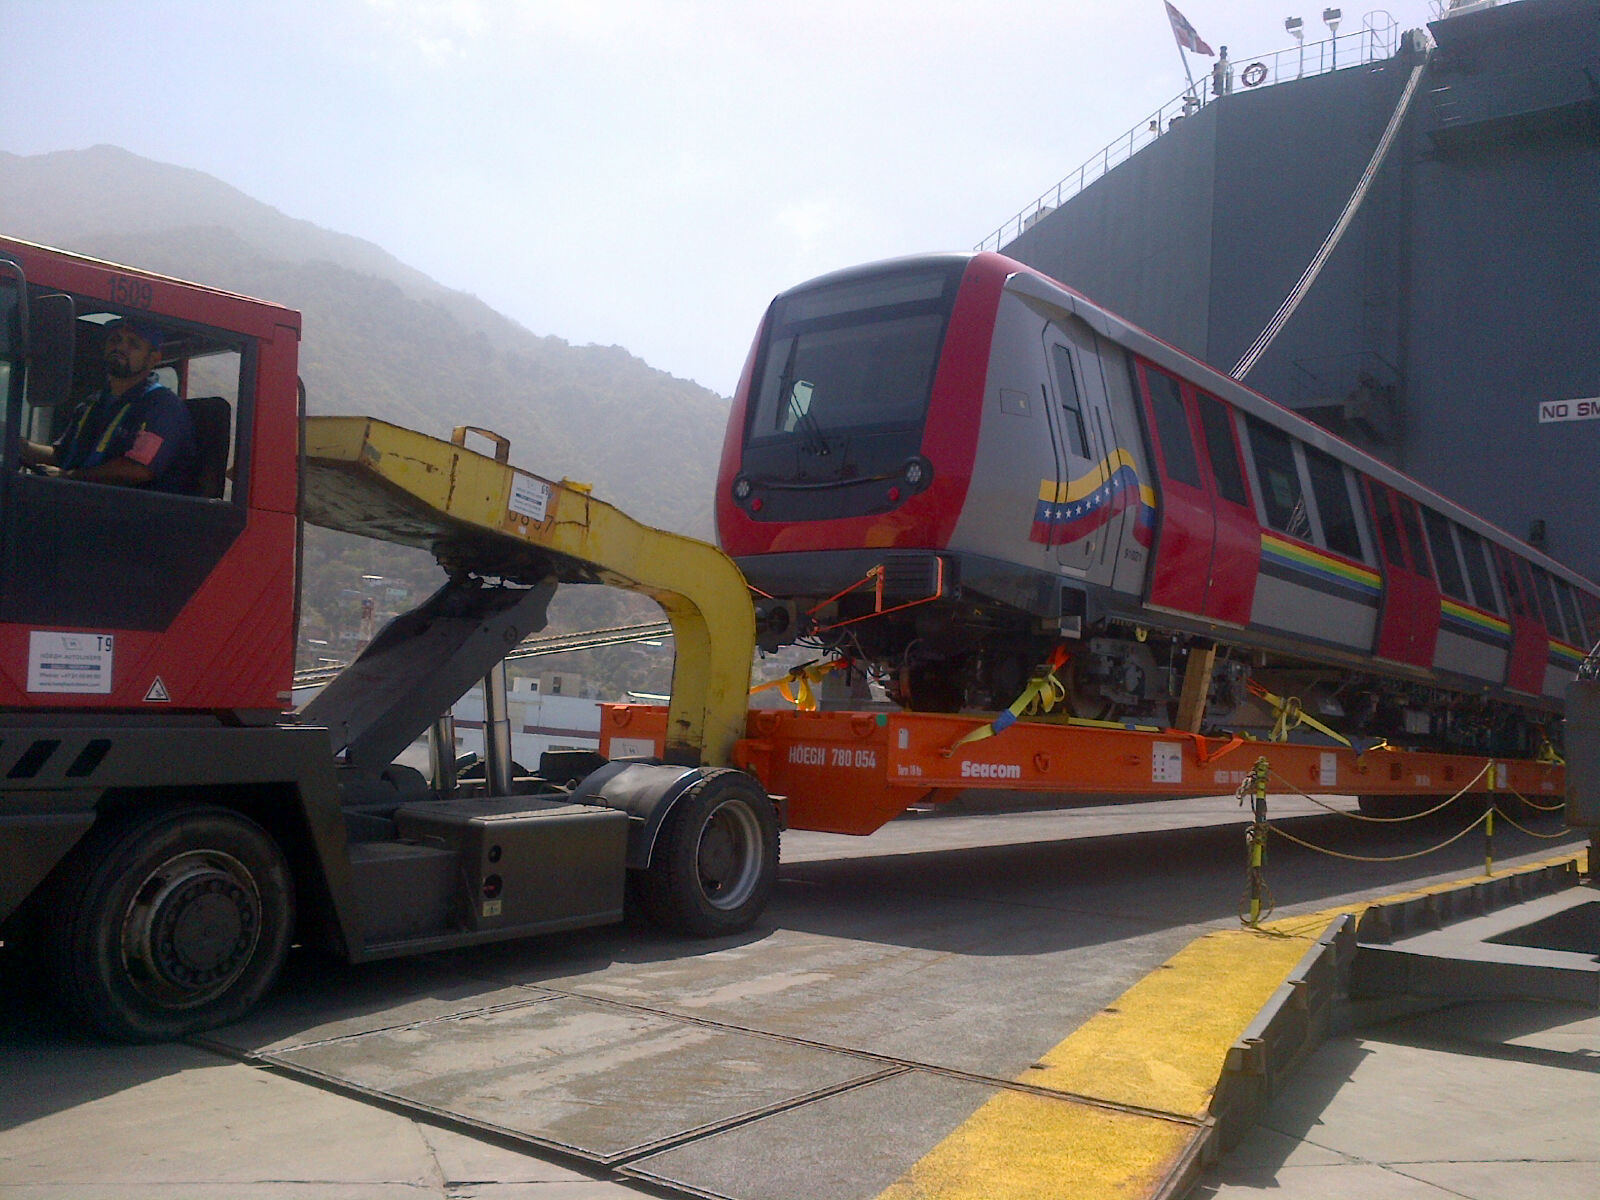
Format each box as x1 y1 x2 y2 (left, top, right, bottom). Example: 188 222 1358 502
0 236 781 1041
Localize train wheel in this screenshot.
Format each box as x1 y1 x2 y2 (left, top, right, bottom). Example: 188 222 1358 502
45 806 294 1042
634 770 779 937
900 663 965 713
1064 659 1115 721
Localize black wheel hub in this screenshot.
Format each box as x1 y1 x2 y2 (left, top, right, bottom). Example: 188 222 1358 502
122 851 263 1007
698 822 737 894
150 875 256 988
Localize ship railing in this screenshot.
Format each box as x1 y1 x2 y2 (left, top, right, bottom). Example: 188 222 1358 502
976 20 1403 253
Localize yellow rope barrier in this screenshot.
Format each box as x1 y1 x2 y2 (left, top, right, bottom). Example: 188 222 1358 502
1267 762 1488 824
1267 810 1491 863
1506 787 1566 814
1490 806 1580 840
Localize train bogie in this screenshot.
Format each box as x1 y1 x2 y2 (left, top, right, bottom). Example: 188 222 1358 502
718 253 1597 750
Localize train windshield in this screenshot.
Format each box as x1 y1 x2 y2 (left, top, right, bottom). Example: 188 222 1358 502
747 263 963 450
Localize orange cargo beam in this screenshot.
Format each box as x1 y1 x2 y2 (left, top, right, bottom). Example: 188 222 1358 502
599 705 1565 837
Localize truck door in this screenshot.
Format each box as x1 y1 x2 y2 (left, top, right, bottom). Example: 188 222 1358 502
1136 362 1258 623
1364 482 1441 667
1495 547 1548 695
1040 331 1101 572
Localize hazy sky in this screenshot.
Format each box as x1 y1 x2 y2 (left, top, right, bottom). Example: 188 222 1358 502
3 0 1446 395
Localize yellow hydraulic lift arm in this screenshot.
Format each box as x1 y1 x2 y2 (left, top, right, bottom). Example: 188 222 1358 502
300 416 756 767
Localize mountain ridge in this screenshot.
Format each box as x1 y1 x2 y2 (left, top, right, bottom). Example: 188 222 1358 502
0 145 730 535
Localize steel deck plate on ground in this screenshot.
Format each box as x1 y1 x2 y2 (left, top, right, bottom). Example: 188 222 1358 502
255 994 892 1164
153 795 1586 1200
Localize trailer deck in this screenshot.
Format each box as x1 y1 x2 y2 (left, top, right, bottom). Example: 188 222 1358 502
602 704 1565 835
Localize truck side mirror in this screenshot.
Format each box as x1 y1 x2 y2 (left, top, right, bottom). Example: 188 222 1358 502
26 293 75 408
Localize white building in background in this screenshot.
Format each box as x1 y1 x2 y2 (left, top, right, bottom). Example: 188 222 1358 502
291 671 606 776
448 673 603 768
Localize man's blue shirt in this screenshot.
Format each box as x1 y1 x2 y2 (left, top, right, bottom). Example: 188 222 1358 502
55 375 199 494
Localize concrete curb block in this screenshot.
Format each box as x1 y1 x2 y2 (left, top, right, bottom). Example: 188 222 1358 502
1168 853 1587 1197
1206 914 1356 1156
1354 859 1580 943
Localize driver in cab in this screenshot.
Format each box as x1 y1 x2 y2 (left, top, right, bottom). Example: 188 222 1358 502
19 317 198 493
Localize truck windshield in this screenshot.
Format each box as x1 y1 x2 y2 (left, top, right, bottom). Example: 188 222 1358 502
747 263 963 446
0 274 18 402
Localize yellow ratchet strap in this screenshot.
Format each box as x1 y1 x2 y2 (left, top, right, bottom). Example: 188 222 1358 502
1248 682 1353 749
944 646 1071 754
749 658 850 712
1536 739 1565 766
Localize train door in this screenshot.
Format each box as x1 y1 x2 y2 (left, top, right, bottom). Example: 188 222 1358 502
1036 329 1100 572
1495 546 1547 694
1137 363 1210 615
1363 482 1441 667
1192 391 1259 624
1135 363 1257 622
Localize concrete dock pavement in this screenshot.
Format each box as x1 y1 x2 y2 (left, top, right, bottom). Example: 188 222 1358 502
1194 997 1600 1199
0 794 1591 1200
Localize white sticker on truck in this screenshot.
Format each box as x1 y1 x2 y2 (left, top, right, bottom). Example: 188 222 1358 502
28 631 114 694
608 737 657 760
508 474 552 522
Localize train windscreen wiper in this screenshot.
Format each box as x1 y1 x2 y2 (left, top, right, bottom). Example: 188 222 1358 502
786 380 831 457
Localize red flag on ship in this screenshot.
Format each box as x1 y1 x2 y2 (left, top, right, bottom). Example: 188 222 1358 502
1165 2 1215 56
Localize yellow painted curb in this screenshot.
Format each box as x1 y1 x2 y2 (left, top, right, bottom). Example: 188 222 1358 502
876 849 1586 1200
879 1093 1194 1200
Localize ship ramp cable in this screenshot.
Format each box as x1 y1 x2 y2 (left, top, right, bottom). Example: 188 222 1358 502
1232 49 1431 380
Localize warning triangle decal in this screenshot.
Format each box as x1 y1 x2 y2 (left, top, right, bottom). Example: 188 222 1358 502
144 677 171 703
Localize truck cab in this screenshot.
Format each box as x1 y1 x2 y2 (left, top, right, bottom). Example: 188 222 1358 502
0 238 300 717
0 238 777 1042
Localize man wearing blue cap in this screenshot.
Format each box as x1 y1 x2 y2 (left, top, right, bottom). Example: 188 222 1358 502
20 317 198 492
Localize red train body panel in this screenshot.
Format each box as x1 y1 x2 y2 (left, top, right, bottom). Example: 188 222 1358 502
717 253 1597 752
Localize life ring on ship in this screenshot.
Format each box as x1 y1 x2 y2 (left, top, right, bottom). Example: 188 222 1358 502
1241 62 1269 88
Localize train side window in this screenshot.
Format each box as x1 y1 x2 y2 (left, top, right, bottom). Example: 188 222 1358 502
1196 393 1248 506
1245 416 1310 540
1457 528 1499 613
1367 483 1408 566
1143 367 1201 486
1532 567 1568 641
1048 342 1091 459
1498 550 1534 620
1304 447 1363 560
1558 579 1586 646
1422 509 1468 601
1395 496 1434 579
1578 589 1600 646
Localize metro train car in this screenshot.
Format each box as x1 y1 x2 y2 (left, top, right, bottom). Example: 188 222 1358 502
715 252 1600 754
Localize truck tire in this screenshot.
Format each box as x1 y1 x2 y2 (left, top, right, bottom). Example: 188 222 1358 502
634 769 779 937
45 806 294 1042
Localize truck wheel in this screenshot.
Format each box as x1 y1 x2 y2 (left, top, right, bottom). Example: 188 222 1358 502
635 770 779 937
46 806 294 1042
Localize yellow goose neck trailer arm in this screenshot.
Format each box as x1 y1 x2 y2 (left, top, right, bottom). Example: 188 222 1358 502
301 416 756 767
